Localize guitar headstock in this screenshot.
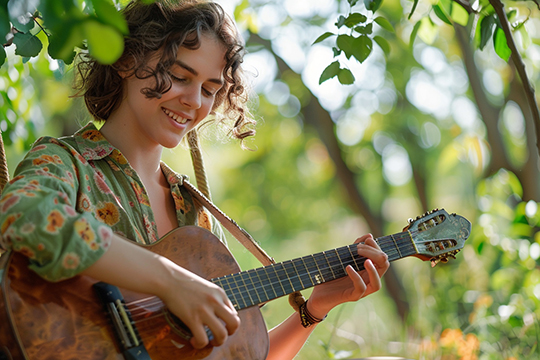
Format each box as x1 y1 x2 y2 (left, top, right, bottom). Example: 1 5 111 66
404 209 471 267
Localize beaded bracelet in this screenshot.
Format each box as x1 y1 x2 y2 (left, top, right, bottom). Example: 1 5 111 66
299 300 327 328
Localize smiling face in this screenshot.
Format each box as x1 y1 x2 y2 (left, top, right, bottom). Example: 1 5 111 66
108 34 227 150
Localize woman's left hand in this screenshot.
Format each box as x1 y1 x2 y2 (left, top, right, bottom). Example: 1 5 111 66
306 233 390 320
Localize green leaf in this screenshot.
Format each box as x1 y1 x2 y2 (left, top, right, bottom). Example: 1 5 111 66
13 32 43 57
336 34 356 59
408 0 419 19
7 0 36 32
352 35 372 63
493 26 511 62
84 19 124 64
364 0 382 12
433 4 452 25
332 47 341 57
518 25 531 49
506 8 517 23
344 12 367 27
0 45 6 68
336 15 346 28
312 32 335 45
451 2 469 26
0 3 10 40
417 17 438 45
409 20 421 49
374 16 394 32
92 0 129 35
479 14 496 50
374 35 390 55
354 23 373 35
348 0 360 6
10 15 34 32
338 68 355 85
47 21 84 64
439 0 453 16
319 61 340 84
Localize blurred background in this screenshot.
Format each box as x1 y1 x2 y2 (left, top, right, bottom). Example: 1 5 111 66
1 0 540 358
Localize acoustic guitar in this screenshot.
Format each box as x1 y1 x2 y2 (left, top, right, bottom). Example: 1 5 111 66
0 208 471 360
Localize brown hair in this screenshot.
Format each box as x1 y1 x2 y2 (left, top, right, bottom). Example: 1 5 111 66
74 0 255 141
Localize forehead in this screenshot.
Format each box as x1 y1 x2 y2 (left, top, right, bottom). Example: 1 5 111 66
173 35 226 77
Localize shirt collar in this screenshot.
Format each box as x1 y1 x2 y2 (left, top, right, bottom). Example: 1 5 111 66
72 123 116 161
160 161 187 186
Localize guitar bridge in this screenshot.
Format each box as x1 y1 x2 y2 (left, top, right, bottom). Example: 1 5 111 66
94 282 152 360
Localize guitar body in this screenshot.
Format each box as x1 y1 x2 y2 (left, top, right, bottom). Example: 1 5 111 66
0 226 269 360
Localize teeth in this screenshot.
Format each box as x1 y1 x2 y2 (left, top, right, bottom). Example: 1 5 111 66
163 108 188 124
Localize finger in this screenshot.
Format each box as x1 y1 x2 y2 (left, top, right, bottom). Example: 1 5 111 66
346 265 367 299
363 234 382 250
357 242 388 268
363 259 382 293
353 233 374 244
189 322 210 349
215 303 241 335
202 315 229 346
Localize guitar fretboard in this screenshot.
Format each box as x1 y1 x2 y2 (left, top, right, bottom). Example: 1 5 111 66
211 231 417 310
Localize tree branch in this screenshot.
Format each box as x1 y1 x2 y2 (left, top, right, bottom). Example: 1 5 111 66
453 0 475 14
248 32 411 321
489 0 540 158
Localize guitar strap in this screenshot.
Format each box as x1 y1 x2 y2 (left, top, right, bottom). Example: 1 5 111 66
187 130 306 310
183 179 276 267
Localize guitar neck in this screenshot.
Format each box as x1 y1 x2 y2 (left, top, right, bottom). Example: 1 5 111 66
211 231 417 311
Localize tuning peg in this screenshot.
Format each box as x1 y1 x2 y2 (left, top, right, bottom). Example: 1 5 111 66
431 259 440 267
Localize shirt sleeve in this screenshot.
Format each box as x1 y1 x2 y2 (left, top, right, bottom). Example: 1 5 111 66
0 138 112 282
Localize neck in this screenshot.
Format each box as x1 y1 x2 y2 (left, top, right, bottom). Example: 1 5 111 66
99 118 163 178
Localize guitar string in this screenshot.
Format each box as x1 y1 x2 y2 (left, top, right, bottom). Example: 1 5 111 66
125 231 419 318
126 229 432 316
126 242 399 316
127 251 397 337
122 228 444 336
126 247 407 324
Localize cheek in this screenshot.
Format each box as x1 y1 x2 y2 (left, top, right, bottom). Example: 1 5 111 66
201 98 216 115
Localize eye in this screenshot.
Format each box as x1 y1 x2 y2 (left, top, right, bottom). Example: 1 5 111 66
202 87 216 97
170 74 186 83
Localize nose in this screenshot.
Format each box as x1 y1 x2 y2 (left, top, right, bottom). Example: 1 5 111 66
180 85 202 109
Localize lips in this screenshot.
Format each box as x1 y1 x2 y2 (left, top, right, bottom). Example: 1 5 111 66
162 108 189 124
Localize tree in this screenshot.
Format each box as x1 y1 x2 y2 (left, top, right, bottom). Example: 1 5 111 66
2 0 540 358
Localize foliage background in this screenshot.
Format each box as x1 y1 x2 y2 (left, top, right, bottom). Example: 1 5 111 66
2 0 540 359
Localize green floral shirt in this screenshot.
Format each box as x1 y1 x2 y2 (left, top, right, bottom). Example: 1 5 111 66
0 123 214 282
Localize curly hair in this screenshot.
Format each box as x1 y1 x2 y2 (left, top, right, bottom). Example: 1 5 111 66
74 0 255 141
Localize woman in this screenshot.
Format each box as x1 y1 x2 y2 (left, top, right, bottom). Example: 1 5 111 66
0 1 389 359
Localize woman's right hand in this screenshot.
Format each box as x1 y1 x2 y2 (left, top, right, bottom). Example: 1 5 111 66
83 234 240 349
157 259 241 348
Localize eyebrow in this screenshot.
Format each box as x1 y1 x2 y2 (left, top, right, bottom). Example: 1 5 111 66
174 60 224 86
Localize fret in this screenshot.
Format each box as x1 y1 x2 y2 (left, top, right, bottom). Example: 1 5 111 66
324 249 343 278
313 252 334 282
302 255 324 285
218 275 244 309
282 260 303 291
272 262 295 295
332 248 347 277
260 267 280 300
402 231 418 257
294 257 314 288
346 245 362 271
319 251 337 280
230 274 248 309
252 268 271 303
390 234 403 259
336 246 355 270
240 271 260 306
